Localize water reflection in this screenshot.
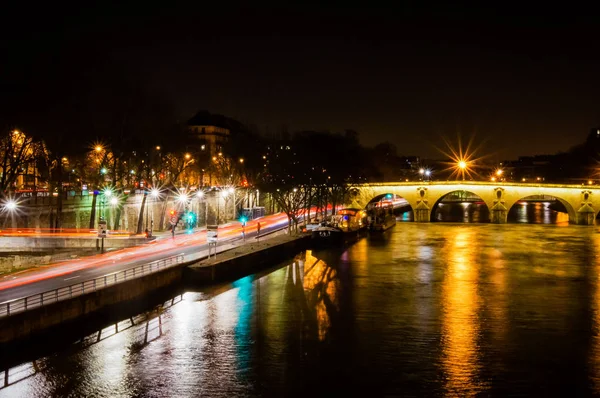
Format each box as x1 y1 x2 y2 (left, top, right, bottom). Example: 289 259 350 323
435 203 490 222
4 224 600 395
507 201 569 224
440 229 485 395
303 250 340 341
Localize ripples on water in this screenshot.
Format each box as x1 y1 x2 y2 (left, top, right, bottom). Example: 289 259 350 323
3 205 600 396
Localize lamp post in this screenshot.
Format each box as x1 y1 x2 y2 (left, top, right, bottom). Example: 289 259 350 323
219 189 229 225
4 200 17 229
150 188 160 236
196 190 205 226
228 187 235 219
425 169 431 182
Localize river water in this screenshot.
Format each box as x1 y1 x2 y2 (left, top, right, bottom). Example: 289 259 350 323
3 204 600 396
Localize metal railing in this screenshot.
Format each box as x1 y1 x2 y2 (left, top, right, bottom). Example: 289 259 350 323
0 254 185 318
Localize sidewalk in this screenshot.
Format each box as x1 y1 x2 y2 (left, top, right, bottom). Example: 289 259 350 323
185 231 310 283
191 230 303 268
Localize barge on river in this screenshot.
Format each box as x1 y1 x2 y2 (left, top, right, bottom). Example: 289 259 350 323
311 208 367 244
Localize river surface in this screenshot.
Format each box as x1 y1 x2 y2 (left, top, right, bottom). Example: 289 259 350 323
3 205 600 396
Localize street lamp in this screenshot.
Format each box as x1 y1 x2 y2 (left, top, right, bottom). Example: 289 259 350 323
177 192 189 203
458 160 467 181
151 188 160 198
110 197 118 206
424 170 431 181
5 200 17 211
3 199 18 229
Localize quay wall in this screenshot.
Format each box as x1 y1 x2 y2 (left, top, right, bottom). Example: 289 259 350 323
0 234 310 345
0 264 185 344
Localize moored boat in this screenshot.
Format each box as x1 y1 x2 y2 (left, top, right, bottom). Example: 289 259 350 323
311 208 367 245
371 213 397 232
311 224 344 244
367 199 396 232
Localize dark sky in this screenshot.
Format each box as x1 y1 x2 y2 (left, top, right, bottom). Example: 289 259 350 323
2 3 600 160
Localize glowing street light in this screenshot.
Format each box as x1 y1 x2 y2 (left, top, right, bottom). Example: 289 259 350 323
95 145 103 153
156 146 161 150
197 190 204 198
239 158 244 163
150 188 160 198
177 193 189 203
4 200 17 211
496 169 504 176
101 168 108 175
458 160 467 170
110 197 118 206
425 170 431 177
103 188 113 197
228 187 234 194
185 153 191 160
419 168 425 175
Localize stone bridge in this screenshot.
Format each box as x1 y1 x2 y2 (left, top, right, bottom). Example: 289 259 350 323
351 181 600 224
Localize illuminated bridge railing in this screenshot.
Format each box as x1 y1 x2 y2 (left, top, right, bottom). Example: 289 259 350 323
0 254 185 318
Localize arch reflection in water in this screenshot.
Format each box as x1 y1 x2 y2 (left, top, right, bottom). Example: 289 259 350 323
507 199 570 225
432 191 490 223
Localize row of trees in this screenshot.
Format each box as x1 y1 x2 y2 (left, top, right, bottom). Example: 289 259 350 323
0 121 386 231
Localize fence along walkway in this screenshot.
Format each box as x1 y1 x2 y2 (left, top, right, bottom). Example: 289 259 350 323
0 254 185 318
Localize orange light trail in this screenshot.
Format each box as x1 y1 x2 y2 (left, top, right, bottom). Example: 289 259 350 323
0 206 334 292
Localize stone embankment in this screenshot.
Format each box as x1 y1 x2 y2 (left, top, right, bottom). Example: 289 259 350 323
185 233 310 283
0 232 311 344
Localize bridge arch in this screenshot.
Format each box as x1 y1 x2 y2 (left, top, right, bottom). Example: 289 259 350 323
364 193 414 220
506 195 575 224
354 182 600 224
430 190 491 223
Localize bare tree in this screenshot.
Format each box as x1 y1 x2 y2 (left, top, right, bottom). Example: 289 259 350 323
0 130 42 195
271 186 308 234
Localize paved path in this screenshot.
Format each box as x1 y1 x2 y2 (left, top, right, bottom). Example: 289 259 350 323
0 213 291 303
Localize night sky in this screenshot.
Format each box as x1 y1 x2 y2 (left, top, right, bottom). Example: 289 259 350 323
2 4 599 160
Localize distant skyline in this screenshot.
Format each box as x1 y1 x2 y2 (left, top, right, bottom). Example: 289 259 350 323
1 4 598 159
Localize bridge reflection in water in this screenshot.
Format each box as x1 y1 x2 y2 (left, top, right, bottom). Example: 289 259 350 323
5 223 600 396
